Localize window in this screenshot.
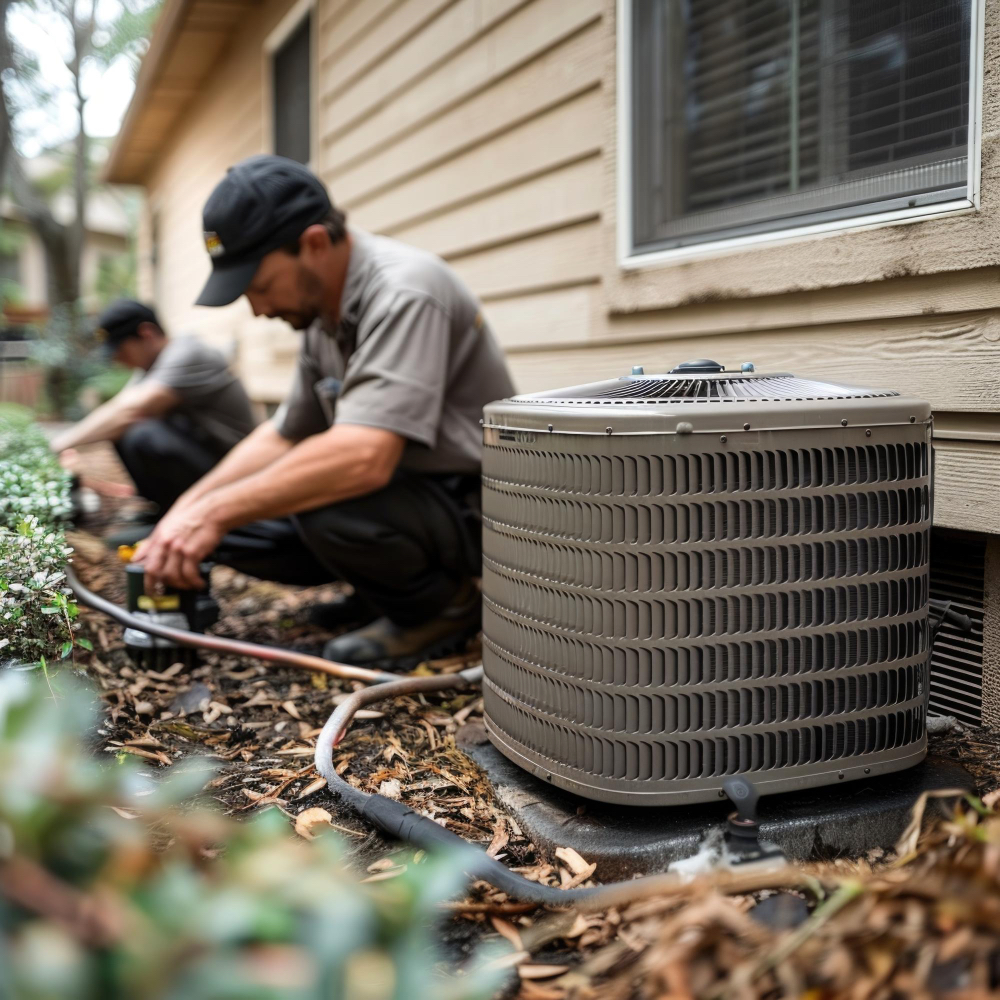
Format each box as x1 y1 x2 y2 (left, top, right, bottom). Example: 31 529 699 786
272 12 311 164
627 0 975 255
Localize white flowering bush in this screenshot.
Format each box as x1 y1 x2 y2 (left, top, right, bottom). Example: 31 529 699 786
0 408 79 663
0 406 73 530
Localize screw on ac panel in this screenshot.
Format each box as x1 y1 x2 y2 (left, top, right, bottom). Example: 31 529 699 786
718 790 726 798
841 419 848 427
866 429 872 437
910 416 916 423
864 768 871 774
720 435 727 444
547 423 553 432
743 422 750 431
838 772 845 779
606 426 613 435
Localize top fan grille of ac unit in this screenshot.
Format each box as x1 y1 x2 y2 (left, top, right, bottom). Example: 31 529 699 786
516 375 900 405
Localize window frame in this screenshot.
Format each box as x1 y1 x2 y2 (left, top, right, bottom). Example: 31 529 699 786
263 0 316 168
615 0 986 270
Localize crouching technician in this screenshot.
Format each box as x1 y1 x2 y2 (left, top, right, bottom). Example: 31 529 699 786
136 155 515 670
51 299 256 514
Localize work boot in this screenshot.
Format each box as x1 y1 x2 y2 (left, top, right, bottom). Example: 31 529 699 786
322 581 481 670
306 590 376 631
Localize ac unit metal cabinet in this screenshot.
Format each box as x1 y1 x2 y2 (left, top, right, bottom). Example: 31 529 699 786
480 364 932 806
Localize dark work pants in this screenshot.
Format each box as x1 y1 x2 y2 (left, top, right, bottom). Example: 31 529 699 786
115 418 223 510
288 473 481 626
196 474 480 624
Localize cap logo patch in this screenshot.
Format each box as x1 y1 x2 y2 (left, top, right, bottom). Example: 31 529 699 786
204 231 225 257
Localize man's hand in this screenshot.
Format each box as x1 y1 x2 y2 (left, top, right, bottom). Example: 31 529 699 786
133 499 224 590
58 448 137 497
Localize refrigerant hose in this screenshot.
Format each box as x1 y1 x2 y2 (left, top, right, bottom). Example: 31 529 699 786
65 564 398 684
312 669 718 908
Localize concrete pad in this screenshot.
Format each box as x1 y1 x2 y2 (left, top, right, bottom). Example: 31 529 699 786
458 722 975 881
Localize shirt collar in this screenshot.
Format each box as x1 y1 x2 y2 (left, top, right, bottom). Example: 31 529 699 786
338 226 372 332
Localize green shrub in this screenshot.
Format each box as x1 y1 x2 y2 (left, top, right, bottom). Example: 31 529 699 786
0 516 84 662
0 672 505 1000
0 410 77 663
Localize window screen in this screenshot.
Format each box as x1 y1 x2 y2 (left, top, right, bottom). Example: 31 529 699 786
630 0 973 253
273 14 311 165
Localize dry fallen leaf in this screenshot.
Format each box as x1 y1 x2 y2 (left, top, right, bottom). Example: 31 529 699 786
294 807 334 840
378 778 402 801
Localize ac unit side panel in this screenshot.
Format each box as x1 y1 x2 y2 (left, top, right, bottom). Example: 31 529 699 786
481 413 932 805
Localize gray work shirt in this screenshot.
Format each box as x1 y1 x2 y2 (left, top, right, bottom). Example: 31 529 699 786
136 336 256 453
273 228 515 474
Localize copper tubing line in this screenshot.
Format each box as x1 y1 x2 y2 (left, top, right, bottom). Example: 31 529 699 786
65 564 398 684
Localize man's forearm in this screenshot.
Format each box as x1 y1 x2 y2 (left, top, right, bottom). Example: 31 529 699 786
206 425 403 531
170 420 295 512
50 399 134 451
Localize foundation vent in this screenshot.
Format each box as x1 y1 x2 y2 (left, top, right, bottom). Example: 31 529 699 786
928 530 985 727
481 362 933 806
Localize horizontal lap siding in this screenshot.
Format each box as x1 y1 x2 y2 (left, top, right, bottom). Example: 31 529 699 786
138 0 999 531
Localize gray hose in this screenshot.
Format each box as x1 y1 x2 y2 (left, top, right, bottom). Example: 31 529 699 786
314 669 695 908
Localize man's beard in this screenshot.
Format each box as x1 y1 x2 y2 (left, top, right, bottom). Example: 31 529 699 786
282 311 317 330
282 266 324 330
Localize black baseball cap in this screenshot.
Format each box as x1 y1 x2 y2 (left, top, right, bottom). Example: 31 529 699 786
196 155 333 307
93 300 161 356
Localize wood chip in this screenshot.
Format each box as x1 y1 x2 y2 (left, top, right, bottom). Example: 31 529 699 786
296 775 328 800
518 964 570 980
554 847 593 877
360 867 408 883
491 916 524 951
282 700 302 721
106 746 173 766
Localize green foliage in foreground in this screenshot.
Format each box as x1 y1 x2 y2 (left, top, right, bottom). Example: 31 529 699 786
0 409 79 664
0 672 505 1000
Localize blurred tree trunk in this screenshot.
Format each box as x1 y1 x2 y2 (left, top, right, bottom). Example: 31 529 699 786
0 0 92 311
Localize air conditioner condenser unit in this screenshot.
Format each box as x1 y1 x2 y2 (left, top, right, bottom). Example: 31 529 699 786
480 361 932 806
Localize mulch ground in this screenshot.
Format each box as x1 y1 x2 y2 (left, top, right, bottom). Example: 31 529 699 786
63 438 1000 999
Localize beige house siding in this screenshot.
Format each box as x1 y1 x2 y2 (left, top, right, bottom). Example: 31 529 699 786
131 0 1000 535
